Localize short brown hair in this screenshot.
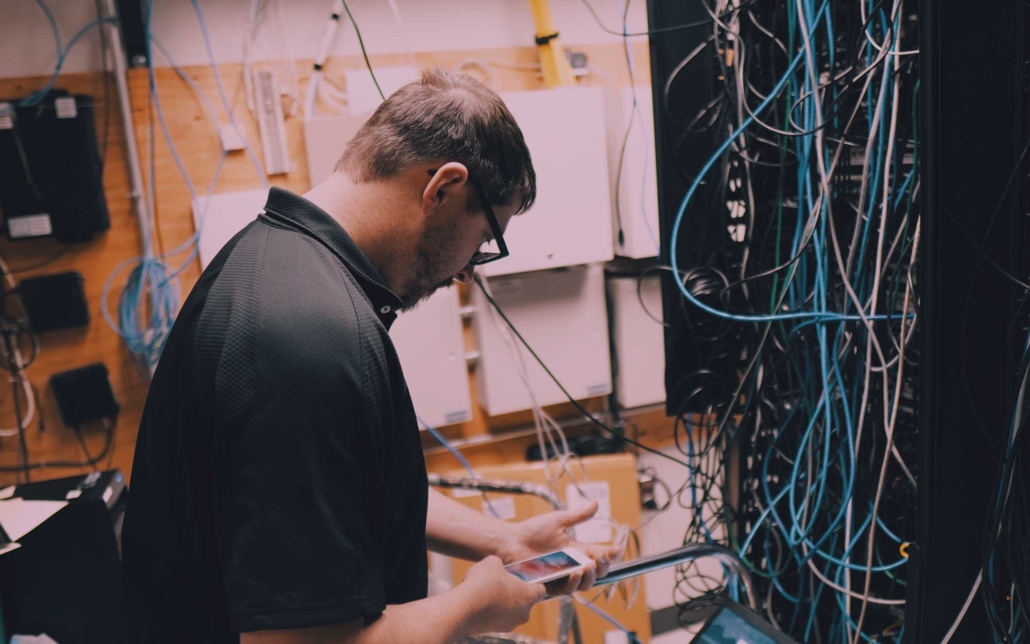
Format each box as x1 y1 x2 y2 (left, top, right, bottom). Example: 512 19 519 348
336 67 536 215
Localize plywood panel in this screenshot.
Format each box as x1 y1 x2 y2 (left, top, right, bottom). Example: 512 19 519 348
0 42 663 488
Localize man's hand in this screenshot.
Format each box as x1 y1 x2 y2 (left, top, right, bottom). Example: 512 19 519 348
497 501 624 595
462 556 547 634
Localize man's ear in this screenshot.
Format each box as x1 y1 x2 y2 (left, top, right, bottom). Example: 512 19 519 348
422 162 470 216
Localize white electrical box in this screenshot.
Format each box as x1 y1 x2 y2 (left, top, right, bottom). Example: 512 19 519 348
609 272 666 409
484 87 615 277
390 286 473 430
344 65 420 116
472 265 612 416
303 113 368 187
192 188 269 269
605 87 660 259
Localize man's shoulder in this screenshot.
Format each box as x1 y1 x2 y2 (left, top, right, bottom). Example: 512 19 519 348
205 220 386 375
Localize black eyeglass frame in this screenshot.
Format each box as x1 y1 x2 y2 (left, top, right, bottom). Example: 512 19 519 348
428 169 509 265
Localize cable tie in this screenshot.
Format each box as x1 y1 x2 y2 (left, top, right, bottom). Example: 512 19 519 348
535 32 559 46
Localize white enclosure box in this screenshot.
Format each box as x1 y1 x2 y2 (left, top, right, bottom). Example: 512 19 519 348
472 265 612 416
344 66 420 116
483 87 615 277
605 87 660 259
608 273 666 409
192 188 268 269
302 114 368 187
390 287 473 429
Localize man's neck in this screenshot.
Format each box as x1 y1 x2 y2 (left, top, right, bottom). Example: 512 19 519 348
303 173 412 291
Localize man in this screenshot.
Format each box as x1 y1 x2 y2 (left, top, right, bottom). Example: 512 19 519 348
122 68 620 644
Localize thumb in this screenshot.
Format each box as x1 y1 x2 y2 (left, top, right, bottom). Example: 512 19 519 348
559 500 599 527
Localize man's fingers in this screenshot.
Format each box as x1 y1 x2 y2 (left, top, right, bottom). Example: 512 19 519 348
547 571 583 597
559 501 599 527
578 566 598 591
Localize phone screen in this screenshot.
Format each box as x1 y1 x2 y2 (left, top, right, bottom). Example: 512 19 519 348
505 551 581 583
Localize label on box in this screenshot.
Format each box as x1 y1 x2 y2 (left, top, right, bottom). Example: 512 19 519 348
0 104 12 130
587 383 612 396
444 409 472 424
604 632 630 644
7 214 53 239
55 96 77 119
566 481 612 543
487 278 524 298
483 496 516 520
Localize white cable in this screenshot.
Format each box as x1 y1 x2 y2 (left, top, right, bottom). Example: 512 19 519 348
478 277 581 492
941 571 982 644
305 0 346 119
0 255 37 437
385 0 417 67
272 0 301 117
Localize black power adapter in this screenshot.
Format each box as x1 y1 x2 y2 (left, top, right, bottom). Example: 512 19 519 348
18 271 89 332
49 363 119 428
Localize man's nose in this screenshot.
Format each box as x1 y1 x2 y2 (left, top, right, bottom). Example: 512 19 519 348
454 264 476 284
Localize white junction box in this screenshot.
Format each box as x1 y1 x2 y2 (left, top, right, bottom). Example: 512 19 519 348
472 264 612 417
390 286 473 430
484 87 615 277
605 86 660 260
192 188 269 269
344 66 420 116
608 272 666 409
303 113 368 187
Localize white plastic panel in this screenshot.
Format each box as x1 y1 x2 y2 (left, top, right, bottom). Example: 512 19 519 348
609 273 666 409
390 287 473 429
472 265 612 416
344 66 420 116
484 87 615 276
192 188 268 269
605 86 660 259
302 114 368 187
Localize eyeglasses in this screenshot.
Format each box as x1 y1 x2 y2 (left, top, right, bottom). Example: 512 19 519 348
429 170 509 266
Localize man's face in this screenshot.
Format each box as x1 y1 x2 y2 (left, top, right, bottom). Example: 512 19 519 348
397 194 515 311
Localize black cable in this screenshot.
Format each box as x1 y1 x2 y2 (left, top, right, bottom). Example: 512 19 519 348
473 275 692 469
612 0 636 249
0 420 115 473
340 0 384 102
944 207 1030 292
73 428 99 473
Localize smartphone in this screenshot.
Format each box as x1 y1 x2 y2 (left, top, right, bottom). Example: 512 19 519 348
504 548 590 585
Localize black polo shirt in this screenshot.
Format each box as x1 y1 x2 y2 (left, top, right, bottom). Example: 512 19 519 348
121 188 429 643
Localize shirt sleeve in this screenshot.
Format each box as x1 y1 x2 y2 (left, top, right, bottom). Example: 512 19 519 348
207 283 388 633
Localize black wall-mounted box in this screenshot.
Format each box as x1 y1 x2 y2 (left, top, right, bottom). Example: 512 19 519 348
0 90 110 243
49 363 119 428
18 271 90 332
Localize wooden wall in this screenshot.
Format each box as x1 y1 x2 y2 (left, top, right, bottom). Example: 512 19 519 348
0 41 670 488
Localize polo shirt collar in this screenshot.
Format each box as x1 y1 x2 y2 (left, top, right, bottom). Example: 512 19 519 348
259 187 403 327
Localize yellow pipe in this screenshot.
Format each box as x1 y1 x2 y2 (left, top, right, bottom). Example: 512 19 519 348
528 0 576 88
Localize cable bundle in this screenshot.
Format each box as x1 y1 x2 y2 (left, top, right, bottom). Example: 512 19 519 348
656 0 920 641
